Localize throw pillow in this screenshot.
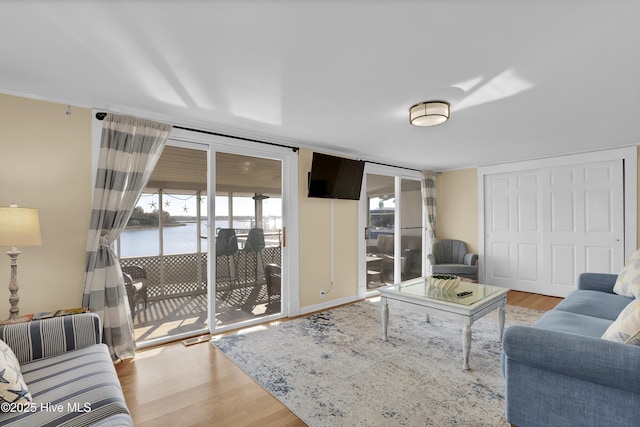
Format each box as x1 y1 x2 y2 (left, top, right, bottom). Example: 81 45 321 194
0 339 32 406
613 249 640 298
602 299 640 345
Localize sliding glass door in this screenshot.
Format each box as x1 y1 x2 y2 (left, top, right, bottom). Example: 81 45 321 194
360 165 423 296
365 174 396 288
115 123 298 343
213 151 284 328
118 143 210 347
399 178 423 281
169 130 297 334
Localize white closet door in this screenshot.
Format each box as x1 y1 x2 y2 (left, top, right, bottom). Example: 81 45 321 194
484 171 543 292
484 160 624 297
541 161 624 296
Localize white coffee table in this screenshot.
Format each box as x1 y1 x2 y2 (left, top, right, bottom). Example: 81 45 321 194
378 277 509 371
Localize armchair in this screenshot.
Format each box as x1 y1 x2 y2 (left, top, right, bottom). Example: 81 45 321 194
122 264 149 320
427 239 478 281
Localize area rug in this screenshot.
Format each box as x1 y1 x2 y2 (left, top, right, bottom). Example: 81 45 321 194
212 299 543 426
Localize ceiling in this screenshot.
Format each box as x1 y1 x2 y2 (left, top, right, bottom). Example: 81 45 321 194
148 147 282 195
1 1 639 171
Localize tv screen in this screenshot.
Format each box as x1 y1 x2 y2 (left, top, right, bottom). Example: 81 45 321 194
308 152 365 200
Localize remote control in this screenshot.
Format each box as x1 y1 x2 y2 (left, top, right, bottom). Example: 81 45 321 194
456 291 473 297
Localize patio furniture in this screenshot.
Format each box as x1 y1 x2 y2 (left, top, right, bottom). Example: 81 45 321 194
367 234 422 282
242 228 266 284
401 244 422 280
427 239 478 281
366 255 384 288
122 264 148 320
264 263 281 304
216 228 239 288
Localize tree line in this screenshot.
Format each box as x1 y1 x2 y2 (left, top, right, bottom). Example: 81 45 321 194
127 207 178 227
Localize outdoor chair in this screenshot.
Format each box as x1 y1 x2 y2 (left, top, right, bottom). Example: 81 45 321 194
216 228 239 288
122 265 149 320
427 239 478 281
242 228 266 285
264 263 281 304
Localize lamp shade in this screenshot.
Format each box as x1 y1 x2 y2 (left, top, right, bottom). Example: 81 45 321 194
409 101 450 126
0 205 42 247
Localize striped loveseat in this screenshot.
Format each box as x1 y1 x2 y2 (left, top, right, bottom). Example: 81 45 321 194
0 313 133 426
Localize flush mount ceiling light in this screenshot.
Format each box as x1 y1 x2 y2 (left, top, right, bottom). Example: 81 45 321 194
409 101 450 126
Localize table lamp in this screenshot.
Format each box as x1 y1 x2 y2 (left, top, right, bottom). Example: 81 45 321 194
0 204 41 324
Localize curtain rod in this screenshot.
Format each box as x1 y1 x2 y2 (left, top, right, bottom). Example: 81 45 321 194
367 160 420 173
95 112 299 153
95 112 421 172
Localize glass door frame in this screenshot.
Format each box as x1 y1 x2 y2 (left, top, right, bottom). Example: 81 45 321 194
358 163 424 298
169 128 299 334
128 139 211 350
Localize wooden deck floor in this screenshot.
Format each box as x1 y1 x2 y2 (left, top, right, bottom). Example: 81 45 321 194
133 284 280 343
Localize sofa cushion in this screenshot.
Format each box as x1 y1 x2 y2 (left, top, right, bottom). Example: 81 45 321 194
532 310 613 338
602 298 640 345
0 340 32 405
553 289 633 321
0 343 132 426
613 249 640 298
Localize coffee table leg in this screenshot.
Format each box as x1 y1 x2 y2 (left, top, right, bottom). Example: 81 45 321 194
497 305 506 341
381 298 389 341
462 324 471 371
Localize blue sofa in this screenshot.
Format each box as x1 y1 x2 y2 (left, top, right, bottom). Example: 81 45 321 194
0 313 133 426
502 272 640 427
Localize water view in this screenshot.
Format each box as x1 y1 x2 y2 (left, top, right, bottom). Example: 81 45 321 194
119 219 281 258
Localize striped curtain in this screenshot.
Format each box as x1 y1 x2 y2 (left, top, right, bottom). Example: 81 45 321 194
421 170 437 254
82 114 171 361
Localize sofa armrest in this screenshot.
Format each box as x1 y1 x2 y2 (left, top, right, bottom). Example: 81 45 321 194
503 325 640 394
0 313 102 364
577 272 617 293
463 253 478 266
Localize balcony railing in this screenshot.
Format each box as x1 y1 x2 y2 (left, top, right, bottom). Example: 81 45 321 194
120 246 282 300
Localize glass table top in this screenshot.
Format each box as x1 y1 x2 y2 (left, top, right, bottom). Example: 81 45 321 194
380 277 506 306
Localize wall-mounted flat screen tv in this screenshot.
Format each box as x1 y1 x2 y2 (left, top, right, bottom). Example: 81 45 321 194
308 152 365 200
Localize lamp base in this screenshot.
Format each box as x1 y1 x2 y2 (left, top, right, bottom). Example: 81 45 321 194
4 249 28 326
0 315 30 325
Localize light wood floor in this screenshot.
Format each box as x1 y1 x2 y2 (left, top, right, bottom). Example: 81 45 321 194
115 290 562 427
506 289 562 311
